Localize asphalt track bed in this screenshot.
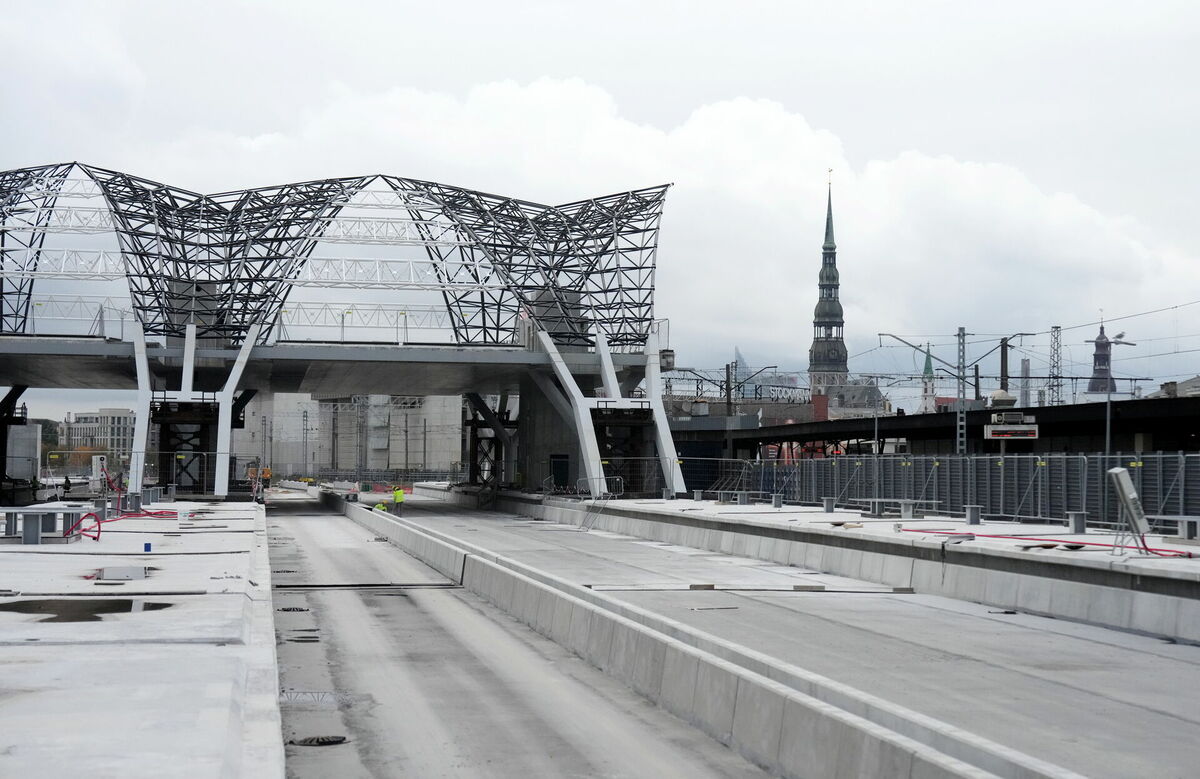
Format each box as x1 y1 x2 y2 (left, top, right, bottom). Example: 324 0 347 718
267 500 765 778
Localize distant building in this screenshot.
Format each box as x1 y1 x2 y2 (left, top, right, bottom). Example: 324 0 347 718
61 408 159 454
1148 377 1200 399
317 394 463 474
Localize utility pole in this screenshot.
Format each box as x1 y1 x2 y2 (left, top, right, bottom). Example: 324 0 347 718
301 409 309 478
724 361 734 417
724 361 734 458
354 397 366 484
956 327 967 454
999 337 1009 391
1049 325 1063 405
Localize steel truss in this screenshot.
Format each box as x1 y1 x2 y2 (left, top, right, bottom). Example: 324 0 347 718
20 294 455 341
0 163 73 333
0 163 667 348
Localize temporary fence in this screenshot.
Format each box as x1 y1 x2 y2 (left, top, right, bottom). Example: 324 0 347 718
598 453 1200 532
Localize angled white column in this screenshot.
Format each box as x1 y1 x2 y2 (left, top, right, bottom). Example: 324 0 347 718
645 330 686 494
180 323 197 398
536 330 608 495
213 324 260 498
594 329 621 400
127 323 153 497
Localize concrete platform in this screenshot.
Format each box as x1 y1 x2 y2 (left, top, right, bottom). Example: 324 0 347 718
431 487 1200 643
0 500 283 778
364 489 1200 778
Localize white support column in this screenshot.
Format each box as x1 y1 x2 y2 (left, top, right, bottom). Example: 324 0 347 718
127 323 153 497
213 325 260 498
180 323 197 398
645 331 686 494
537 330 607 494
530 371 594 486
594 328 621 400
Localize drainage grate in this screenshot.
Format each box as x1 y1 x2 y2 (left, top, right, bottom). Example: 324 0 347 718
277 606 309 612
289 735 347 747
272 570 297 574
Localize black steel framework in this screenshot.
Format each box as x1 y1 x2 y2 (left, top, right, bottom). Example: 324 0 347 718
0 162 666 348
0 163 73 334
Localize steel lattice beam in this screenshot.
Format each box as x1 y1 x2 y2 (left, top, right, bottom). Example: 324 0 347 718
0 162 667 348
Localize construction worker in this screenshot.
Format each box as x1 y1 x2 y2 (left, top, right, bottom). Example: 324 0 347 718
393 486 405 515
373 501 388 512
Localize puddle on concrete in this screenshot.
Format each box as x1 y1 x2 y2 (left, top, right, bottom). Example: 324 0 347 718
0 599 173 622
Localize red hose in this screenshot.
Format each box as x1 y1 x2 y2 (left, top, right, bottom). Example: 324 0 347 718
63 508 178 541
899 528 1193 558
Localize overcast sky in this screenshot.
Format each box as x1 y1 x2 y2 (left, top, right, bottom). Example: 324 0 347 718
4 1 1200 416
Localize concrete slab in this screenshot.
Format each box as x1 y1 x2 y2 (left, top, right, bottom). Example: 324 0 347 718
399 491 1200 778
0 500 283 779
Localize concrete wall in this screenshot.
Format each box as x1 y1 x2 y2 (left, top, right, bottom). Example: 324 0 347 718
418 485 1200 648
516 373 581 490
345 500 1075 779
5 422 39 480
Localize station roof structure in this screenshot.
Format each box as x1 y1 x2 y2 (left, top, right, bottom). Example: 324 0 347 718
0 162 668 350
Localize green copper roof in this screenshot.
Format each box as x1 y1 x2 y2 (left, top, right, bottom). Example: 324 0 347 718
923 345 934 378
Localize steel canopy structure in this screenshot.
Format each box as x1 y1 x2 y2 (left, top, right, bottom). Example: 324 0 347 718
0 162 667 348
1 162 684 500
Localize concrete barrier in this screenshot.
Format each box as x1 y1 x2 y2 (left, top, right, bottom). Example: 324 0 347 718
344 502 465 583
355 499 1079 779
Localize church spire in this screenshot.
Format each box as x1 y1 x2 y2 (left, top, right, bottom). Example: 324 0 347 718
823 180 836 251
808 174 848 395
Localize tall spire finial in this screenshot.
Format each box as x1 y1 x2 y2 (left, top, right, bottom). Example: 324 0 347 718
823 171 836 251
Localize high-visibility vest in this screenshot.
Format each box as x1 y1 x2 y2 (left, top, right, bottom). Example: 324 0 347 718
394 489 405 503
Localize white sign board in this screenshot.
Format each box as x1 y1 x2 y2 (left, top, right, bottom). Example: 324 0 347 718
1108 467 1151 536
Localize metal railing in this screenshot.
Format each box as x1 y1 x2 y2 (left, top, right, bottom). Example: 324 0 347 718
595 453 1200 532
314 467 464 488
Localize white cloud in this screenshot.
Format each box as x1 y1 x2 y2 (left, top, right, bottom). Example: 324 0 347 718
10 76 1200 417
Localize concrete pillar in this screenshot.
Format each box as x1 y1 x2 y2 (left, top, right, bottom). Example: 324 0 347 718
22 513 43 544
214 324 260 498
736 491 750 505
536 332 607 494
41 513 57 533
772 494 784 508
167 484 176 501
3 512 16 536
128 324 153 498
662 487 674 500
128 493 142 512
1067 511 1088 534
965 505 983 525
62 511 84 537
643 329 686 495
693 489 704 501
822 497 836 513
